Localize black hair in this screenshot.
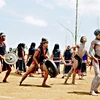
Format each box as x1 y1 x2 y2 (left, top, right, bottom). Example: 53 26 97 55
40 38 48 44
80 36 87 43
94 29 100 36
53 44 59 54
30 42 36 49
0 32 5 39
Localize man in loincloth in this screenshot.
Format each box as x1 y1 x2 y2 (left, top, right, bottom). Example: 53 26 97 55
89 29 100 96
64 36 89 84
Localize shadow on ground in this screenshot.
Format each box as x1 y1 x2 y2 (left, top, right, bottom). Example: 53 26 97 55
68 91 90 95
19 84 51 88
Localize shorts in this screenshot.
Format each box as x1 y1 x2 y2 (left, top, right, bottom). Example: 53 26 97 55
74 55 82 74
0 60 11 71
26 56 33 66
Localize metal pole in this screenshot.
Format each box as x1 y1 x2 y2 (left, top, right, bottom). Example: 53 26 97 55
75 0 78 45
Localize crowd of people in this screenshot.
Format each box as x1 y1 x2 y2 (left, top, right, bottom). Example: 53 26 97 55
0 29 100 96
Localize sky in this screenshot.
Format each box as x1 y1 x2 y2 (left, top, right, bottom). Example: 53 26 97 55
0 0 100 54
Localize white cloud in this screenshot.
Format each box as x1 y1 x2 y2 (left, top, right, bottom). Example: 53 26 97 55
0 0 6 8
35 0 75 9
35 0 100 15
78 0 100 15
36 0 55 9
21 16 48 27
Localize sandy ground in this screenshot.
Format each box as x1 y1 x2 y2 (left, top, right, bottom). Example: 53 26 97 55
0 65 100 100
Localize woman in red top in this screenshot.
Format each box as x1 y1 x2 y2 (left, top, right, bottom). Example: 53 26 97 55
19 38 49 87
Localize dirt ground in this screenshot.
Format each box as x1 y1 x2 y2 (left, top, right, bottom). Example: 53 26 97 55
0 65 100 100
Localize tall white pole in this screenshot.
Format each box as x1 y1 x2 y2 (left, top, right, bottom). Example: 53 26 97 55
75 0 78 45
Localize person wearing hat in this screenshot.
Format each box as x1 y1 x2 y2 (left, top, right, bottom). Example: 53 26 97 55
64 36 89 85
0 32 11 82
89 29 100 96
19 38 50 87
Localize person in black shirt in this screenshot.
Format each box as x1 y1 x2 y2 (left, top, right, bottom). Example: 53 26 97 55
26 42 36 77
15 43 26 75
62 46 72 78
50 44 66 74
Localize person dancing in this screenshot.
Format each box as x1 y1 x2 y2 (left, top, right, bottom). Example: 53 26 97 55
64 36 88 84
89 29 100 96
26 42 36 77
19 38 49 87
0 32 11 82
15 43 26 75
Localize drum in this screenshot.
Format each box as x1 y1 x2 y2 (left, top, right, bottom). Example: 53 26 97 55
44 59 58 77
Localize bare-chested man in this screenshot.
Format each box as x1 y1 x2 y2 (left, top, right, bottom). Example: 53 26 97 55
64 36 88 84
89 29 100 96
